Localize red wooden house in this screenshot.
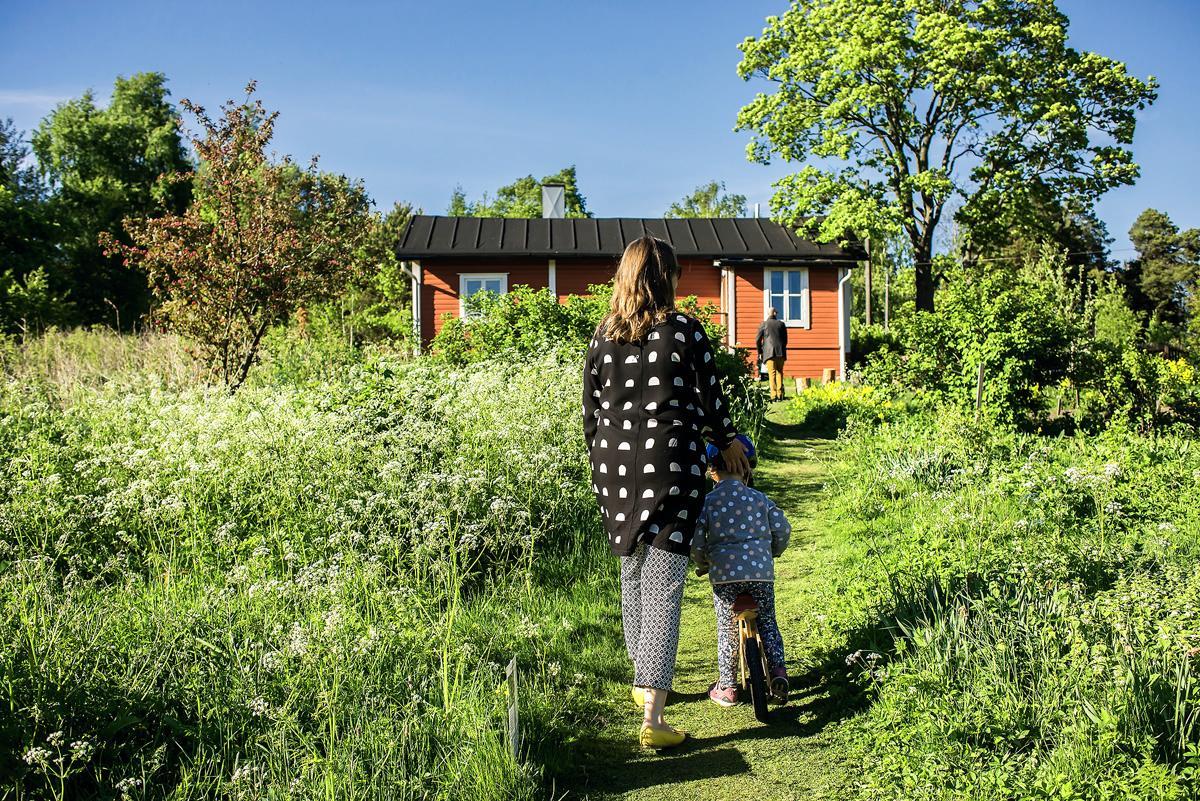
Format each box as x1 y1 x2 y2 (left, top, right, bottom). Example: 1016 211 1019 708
396 210 862 380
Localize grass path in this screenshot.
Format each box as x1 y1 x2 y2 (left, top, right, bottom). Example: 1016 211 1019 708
566 402 865 801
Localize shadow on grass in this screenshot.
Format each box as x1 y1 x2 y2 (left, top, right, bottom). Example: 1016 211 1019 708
760 402 842 445
565 741 754 796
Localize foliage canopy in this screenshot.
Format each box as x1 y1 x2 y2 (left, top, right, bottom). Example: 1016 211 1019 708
32 72 192 326
736 0 1158 311
664 180 748 219
106 83 372 389
448 166 590 218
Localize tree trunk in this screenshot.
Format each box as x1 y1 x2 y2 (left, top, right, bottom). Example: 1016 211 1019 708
914 241 935 312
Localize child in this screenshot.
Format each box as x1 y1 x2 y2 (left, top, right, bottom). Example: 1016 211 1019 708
691 435 791 706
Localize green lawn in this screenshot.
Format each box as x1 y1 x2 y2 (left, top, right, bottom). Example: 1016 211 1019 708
563 402 869 800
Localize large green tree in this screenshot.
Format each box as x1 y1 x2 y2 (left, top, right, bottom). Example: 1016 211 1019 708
1122 208 1199 330
736 0 1157 311
0 118 70 332
447 166 590 218
664 180 748 218
32 72 192 327
0 120 55 280
984 178 1113 277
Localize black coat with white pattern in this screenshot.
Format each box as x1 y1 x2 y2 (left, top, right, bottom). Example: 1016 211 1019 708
583 312 738 557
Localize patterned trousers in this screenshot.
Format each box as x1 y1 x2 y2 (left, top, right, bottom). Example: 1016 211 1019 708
712 581 786 689
620 542 688 690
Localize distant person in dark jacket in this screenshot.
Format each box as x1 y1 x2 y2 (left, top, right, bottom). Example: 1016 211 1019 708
756 308 788 401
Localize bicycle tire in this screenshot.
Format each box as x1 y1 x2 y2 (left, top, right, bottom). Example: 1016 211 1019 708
744 633 770 723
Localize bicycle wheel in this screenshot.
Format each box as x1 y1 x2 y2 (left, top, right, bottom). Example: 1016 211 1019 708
744 632 769 723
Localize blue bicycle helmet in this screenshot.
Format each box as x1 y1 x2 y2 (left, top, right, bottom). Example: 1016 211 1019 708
706 433 757 471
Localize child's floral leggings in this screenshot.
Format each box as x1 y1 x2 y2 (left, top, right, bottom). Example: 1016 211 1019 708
712 581 785 689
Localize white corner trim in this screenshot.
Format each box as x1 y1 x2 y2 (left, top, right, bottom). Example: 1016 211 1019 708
548 259 557 298
838 266 852 379
719 263 735 348
458 272 508 317
411 261 423 352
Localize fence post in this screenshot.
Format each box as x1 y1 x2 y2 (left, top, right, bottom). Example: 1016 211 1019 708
505 657 520 762
975 362 985 418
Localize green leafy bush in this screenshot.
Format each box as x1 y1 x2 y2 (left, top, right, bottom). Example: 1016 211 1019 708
849 320 901 369
430 285 768 442
1081 347 1200 434
431 284 607 365
0 266 72 335
789 381 910 433
861 254 1085 426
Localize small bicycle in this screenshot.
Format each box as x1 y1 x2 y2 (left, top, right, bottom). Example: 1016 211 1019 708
733 592 787 722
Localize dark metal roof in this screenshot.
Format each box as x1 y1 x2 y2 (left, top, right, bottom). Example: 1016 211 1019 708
396 216 864 263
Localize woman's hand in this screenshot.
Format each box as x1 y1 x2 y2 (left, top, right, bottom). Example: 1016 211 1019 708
719 438 751 479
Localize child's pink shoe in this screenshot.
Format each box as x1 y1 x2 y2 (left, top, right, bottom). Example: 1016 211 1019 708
708 683 738 707
770 667 789 703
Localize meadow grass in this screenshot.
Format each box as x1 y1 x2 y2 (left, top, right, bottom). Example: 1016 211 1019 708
804 402 1200 800
6 328 1199 801
1 332 631 800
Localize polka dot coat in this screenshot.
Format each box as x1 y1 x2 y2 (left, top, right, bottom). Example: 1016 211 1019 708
583 313 737 557
690 478 792 583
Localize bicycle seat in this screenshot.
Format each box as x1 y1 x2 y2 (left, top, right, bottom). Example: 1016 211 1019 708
731 593 758 614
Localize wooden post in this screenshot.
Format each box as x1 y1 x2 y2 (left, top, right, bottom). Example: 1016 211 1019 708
975 362 985 417
505 657 520 761
822 367 836 384
864 236 872 327
883 257 890 330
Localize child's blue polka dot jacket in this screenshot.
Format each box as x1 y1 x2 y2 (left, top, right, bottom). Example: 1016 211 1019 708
691 478 791 583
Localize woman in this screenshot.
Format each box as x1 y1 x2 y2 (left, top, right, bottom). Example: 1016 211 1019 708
582 235 750 748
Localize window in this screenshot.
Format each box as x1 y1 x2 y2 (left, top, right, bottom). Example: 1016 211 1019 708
459 273 507 317
764 268 810 327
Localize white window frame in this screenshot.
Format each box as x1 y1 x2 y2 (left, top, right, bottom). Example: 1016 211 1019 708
458 272 508 317
763 267 810 329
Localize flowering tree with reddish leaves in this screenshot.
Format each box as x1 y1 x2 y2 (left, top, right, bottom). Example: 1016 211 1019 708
105 82 372 389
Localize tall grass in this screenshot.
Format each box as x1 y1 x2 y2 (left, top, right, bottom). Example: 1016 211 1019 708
0 328 203 393
817 407 1200 799
0 331 623 800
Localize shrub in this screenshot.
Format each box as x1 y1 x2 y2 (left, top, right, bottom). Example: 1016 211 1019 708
849 319 901 369
431 285 607 365
430 285 768 442
789 381 910 433
861 253 1086 426
1079 347 1200 435
0 267 72 335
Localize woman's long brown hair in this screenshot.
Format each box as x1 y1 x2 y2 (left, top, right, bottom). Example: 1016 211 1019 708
602 236 681 343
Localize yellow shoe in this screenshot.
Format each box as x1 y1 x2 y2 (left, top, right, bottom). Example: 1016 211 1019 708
639 723 688 750
631 686 646 709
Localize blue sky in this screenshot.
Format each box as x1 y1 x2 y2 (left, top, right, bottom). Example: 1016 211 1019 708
2 0 1196 256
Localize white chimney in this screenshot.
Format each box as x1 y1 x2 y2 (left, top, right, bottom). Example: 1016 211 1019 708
542 183 566 218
